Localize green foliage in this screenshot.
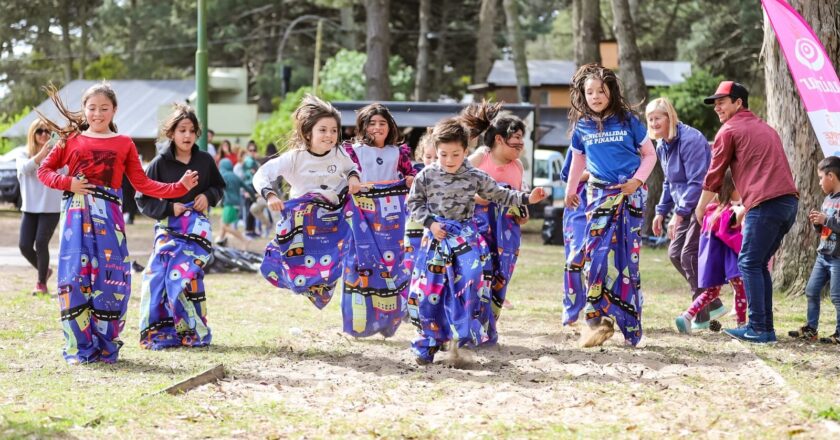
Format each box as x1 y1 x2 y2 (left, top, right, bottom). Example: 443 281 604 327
251 87 348 151
319 50 367 100
650 69 725 140
0 106 31 154
84 54 129 80
817 407 840 422
318 49 414 101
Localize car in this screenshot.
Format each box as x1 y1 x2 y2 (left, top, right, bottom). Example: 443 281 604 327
0 146 26 209
532 148 566 206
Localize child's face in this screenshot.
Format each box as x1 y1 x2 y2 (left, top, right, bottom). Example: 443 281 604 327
172 119 197 154
584 78 610 115
365 115 389 147
422 143 437 166
309 117 339 154
819 170 838 194
497 130 525 162
646 110 670 140
436 141 465 173
84 93 117 133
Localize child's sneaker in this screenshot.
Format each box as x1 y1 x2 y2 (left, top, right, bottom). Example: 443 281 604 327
787 325 818 342
691 319 710 331
675 313 693 334
819 332 840 344
709 304 728 320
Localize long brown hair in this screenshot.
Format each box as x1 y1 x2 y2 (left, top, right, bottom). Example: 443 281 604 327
159 103 201 142
461 101 525 150
353 102 402 146
288 94 341 151
718 169 737 206
37 82 118 144
568 63 633 132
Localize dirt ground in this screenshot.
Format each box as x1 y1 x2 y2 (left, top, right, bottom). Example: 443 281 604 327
2 207 839 438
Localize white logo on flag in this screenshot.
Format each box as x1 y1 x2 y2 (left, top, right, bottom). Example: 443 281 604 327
795 37 825 71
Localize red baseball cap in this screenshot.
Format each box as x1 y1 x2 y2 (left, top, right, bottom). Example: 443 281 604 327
703 81 749 107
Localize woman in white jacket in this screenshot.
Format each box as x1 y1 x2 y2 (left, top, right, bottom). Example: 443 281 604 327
16 120 63 295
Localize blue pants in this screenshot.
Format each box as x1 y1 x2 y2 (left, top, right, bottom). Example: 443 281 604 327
738 195 798 332
473 201 523 344
342 181 409 338
56 187 130 364
139 205 213 349
407 220 490 362
805 254 840 335
562 182 588 325
260 192 352 309
580 180 646 346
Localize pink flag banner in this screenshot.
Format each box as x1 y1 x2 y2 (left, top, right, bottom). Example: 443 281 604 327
762 0 840 157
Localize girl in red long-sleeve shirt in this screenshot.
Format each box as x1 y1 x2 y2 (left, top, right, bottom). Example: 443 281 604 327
37 82 198 364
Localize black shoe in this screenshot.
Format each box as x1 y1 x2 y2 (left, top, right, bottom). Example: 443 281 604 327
788 325 818 342
819 332 839 344
131 261 145 273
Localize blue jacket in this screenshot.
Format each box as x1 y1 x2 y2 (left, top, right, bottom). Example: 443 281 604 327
655 123 710 217
219 158 254 207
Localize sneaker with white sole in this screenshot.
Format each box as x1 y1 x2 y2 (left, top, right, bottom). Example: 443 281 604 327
675 314 693 334
724 326 777 344
708 304 728 320
691 319 710 331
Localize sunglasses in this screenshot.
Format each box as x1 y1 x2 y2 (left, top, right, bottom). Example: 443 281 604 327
35 128 50 135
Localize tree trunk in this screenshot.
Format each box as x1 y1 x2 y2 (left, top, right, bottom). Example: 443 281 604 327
611 0 658 234
610 0 646 106
78 2 89 80
503 0 529 102
572 0 601 67
431 0 450 98
58 0 74 83
128 0 139 67
363 0 391 101
414 0 431 101
340 6 358 51
764 0 840 296
474 0 498 84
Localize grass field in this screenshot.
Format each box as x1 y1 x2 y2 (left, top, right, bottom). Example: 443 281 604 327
1 214 839 439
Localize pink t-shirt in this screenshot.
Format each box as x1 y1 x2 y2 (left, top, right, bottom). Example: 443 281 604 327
473 146 523 190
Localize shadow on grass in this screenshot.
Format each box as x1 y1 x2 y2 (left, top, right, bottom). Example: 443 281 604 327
97 358 193 375
201 343 288 357
0 419 74 439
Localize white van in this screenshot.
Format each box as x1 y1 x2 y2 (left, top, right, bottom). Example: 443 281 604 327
532 149 566 205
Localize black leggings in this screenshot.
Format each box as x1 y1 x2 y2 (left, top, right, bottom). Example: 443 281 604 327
19 212 60 284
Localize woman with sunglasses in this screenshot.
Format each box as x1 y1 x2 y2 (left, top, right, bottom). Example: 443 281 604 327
16 121 64 295
466 108 530 343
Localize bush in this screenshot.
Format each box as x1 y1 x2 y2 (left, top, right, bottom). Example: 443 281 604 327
0 106 31 154
319 49 414 101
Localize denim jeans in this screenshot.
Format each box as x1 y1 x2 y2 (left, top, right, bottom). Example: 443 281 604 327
805 253 840 335
738 194 798 332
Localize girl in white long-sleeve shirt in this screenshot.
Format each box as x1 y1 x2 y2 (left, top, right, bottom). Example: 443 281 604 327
252 95 360 207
